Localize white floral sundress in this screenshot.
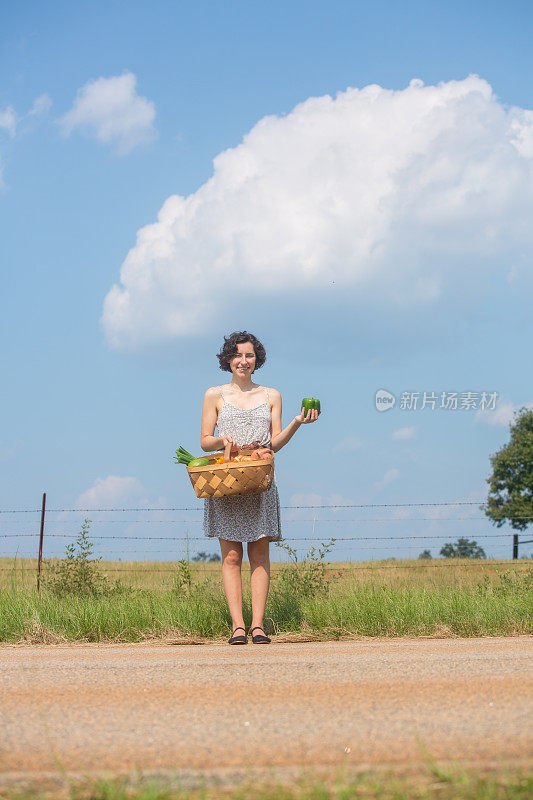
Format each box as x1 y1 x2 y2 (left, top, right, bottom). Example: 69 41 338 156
203 385 282 543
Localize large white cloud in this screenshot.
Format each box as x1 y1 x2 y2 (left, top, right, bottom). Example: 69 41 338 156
101 75 533 350
57 71 156 155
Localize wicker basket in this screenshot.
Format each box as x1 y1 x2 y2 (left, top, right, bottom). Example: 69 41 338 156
187 441 275 499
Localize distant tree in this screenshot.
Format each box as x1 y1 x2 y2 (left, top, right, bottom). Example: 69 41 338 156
418 549 432 559
192 551 221 562
440 538 486 559
482 406 533 532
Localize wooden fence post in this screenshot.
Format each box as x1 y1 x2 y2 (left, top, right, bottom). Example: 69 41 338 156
37 492 46 592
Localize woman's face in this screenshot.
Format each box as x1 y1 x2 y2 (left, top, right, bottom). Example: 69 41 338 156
230 341 256 377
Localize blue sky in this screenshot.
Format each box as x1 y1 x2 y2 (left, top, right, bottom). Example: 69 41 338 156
1 0 532 563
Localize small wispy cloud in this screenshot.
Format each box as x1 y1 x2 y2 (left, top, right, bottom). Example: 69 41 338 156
28 93 52 117
327 492 356 514
0 94 52 140
285 492 355 520
392 426 415 440
372 468 399 492
0 439 24 462
0 94 53 191
475 399 533 428
289 492 323 508
57 71 156 155
75 475 148 510
0 105 17 138
333 435 363 453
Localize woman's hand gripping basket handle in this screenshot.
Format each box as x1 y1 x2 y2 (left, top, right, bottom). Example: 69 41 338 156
222 439 263 462
224 440 233 463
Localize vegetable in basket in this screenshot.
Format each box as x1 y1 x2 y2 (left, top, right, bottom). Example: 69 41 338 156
175 443 274 470
173 445 205 465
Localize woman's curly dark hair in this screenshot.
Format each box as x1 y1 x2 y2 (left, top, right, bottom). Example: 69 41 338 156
216 331 267 373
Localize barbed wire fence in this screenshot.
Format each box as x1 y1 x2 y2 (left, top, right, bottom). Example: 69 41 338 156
1 493 532 589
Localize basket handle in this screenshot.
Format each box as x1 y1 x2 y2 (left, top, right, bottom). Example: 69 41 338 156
224 440 232 463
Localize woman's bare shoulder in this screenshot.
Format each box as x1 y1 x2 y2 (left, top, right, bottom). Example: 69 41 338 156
204 386 223 399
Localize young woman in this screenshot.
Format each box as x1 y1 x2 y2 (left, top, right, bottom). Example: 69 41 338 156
200 331 319 645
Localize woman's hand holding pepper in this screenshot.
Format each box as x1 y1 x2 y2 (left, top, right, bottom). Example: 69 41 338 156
295 407 319 425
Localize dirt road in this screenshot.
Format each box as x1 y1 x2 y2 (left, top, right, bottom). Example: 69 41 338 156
1 637 531 787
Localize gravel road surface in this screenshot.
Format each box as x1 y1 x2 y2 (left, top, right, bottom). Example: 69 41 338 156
1 637 531 787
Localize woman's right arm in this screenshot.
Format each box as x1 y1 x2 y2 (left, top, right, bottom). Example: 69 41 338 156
200 388 235 453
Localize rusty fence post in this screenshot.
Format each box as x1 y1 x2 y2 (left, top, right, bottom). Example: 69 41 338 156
37 492 46 592
512 533 518 560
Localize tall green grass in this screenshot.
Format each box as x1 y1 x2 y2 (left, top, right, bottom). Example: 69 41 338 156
0 558 530 643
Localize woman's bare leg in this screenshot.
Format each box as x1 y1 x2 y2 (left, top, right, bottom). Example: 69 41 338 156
219 538 245 631
247 536 270 631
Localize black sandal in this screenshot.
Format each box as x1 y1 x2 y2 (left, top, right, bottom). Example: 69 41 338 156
228 626 247 645
250 626 271 644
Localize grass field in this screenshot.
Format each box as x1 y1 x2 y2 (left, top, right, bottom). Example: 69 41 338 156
0 763 531 800
0 556 531 643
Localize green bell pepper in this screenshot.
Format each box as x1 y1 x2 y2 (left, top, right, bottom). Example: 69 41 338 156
301 397 321 417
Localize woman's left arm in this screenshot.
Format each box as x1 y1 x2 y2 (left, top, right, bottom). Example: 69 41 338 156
270 388 318 453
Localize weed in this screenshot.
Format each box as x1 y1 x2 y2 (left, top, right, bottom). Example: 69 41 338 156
172 559 193 594
272 536 340 599
475 568 533 597
42 519 130 598
172 558 212 599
